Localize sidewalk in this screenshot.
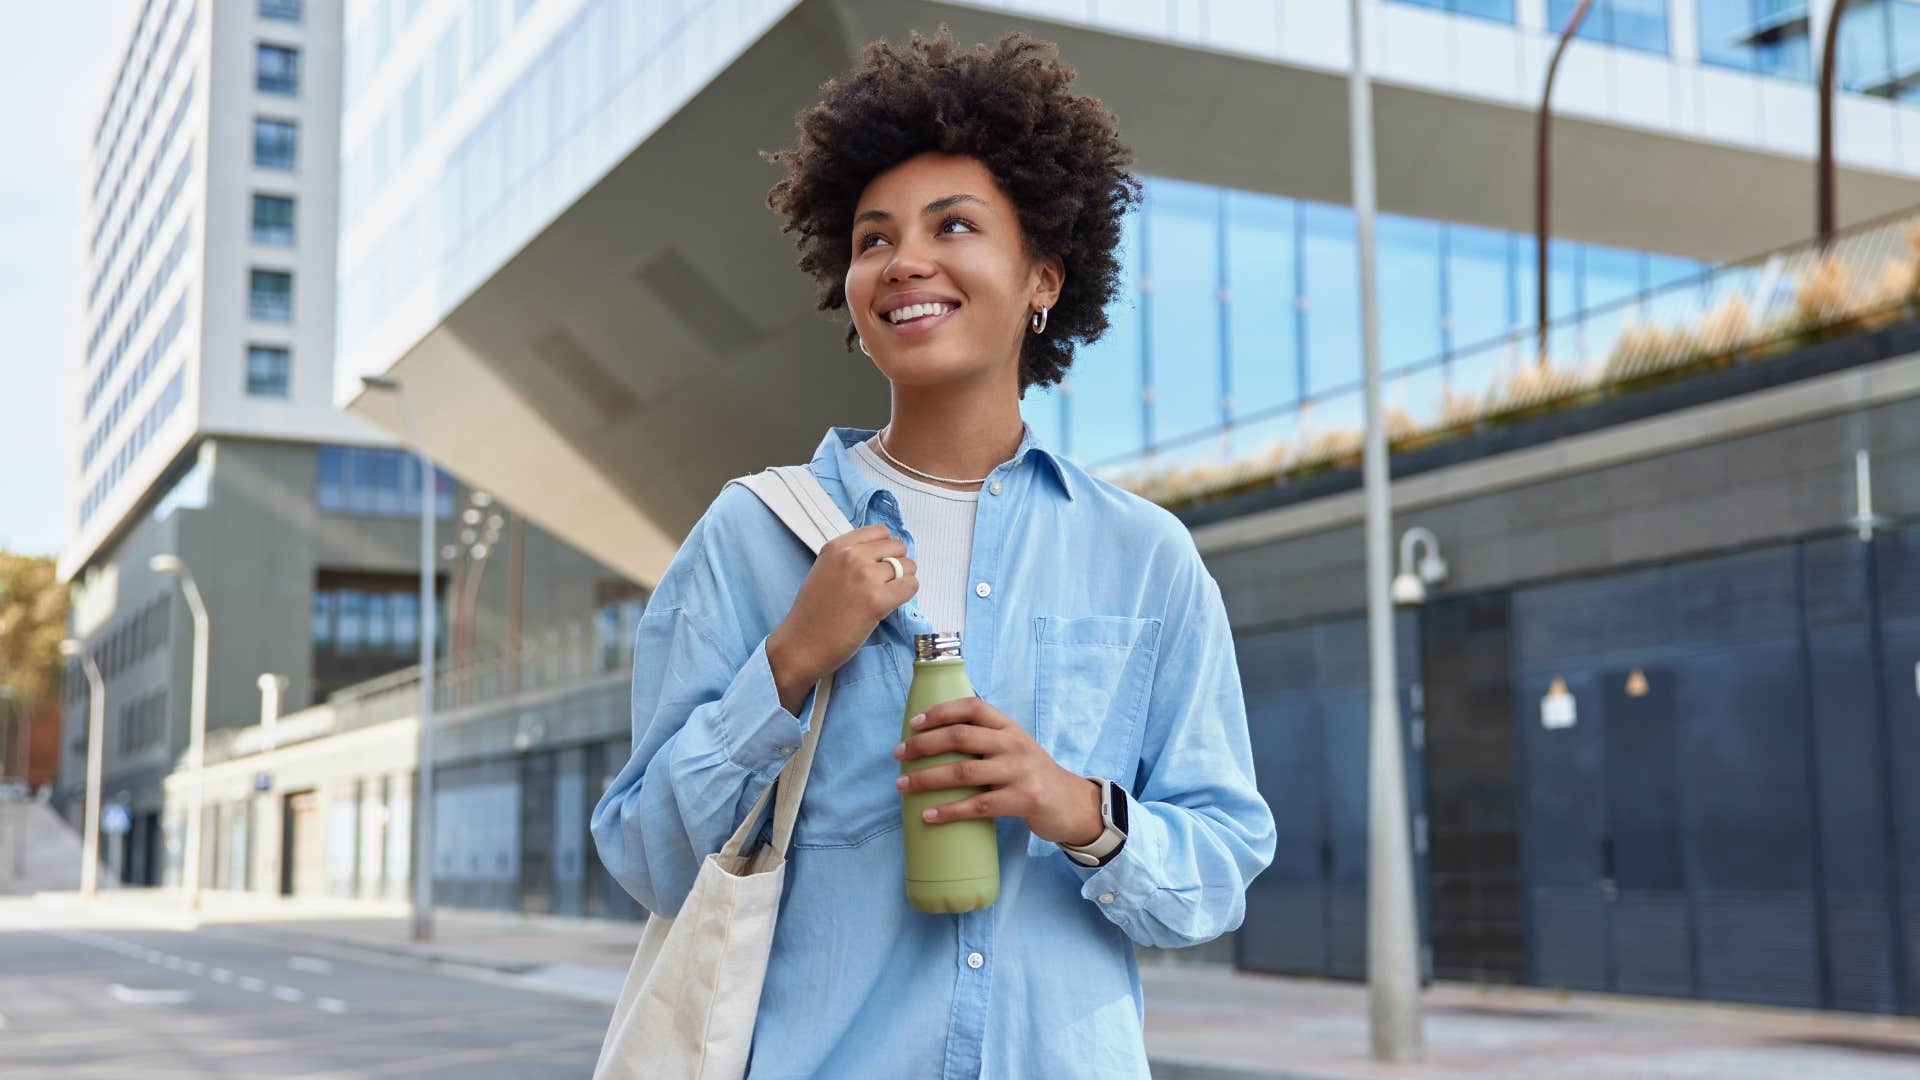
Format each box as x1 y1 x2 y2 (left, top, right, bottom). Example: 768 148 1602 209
14 889 1920 1079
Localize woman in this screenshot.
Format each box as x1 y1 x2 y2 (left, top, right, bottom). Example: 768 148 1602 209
591 29 1275 1079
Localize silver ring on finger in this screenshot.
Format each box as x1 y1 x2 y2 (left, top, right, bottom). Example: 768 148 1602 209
882 555 905 582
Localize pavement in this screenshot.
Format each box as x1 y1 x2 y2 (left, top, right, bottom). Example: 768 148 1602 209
7 888 1920 1078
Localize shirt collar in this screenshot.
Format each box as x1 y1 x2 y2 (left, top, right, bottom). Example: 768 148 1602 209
810 422 1076 522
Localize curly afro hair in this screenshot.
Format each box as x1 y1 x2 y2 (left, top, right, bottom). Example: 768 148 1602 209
764 28 1141 396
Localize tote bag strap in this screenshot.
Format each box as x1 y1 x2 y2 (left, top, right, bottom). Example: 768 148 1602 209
715 465 859 861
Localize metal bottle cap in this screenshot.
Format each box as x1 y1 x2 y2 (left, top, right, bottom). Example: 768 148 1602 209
914 632 963 661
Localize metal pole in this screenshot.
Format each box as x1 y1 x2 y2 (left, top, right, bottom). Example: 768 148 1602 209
366 378 438 943
1538 0 1596 365
180 576 209 913
1818 0 1851 249
1349 0 1424 1062
71 651 106 899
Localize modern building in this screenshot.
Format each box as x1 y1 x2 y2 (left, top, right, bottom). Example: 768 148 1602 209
56 0 630 888
244 0 1920 1015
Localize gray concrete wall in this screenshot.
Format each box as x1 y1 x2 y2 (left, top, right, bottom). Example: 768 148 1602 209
1203 394 1920 632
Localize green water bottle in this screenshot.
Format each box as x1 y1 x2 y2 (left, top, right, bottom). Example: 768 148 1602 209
900 632 999 913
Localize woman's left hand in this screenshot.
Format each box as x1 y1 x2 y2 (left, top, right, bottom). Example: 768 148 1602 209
892 697 1104 847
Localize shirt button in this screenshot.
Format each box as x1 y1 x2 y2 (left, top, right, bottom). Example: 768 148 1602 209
966 952 984 969
988 481 1003 496
1097 892 1115 905
975 582 991 598
775 745 794 755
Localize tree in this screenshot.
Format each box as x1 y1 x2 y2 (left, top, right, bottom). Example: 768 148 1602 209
0 552 66 707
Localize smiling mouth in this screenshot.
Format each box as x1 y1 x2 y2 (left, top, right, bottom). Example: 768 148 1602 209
882 302 960 335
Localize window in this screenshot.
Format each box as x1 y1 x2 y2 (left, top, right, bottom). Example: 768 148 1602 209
1548 0 1670 54
1390 0 1515 21
253 117 297 169
311 592 333 647
246 345 290 397
257 43 301 95
1838 0 1920 100
259 0 302 20
251 193 295 245
249 269 292 321
314 445 455 518
337 590 366 654
1698 2 1812 80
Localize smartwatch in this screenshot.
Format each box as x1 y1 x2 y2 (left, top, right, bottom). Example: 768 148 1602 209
1059 777 1128 867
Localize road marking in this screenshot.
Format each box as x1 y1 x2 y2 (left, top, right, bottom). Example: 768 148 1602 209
210 968 233 983
108 984 193 1005
237 976 267 992
314 996 347 1015
271 985 306 1004
162 956 184 970
184 960 206 975
288 956 333 975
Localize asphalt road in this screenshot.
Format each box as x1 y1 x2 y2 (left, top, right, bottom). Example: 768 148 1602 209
0 922 614 1078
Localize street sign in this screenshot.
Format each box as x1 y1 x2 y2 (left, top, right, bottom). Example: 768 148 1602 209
102 804 131 836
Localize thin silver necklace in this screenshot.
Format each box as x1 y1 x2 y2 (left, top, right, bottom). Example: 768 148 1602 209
873 426 993 486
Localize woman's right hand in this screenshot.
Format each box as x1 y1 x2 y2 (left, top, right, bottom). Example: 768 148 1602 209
766 524 918 715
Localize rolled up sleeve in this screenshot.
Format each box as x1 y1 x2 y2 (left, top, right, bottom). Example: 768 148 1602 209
1068 548 1276 949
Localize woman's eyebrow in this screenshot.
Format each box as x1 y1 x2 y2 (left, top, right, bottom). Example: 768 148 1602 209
854 193 988 226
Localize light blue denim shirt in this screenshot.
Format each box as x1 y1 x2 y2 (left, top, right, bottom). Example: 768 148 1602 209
591 424 1276 1079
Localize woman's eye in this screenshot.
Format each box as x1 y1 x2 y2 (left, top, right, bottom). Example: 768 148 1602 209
858 232 887 251
940 217 975 235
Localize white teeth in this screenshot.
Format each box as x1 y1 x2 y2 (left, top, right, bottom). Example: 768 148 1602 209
887 302 955 324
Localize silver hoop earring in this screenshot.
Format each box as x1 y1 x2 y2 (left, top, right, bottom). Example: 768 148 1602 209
1030 306 1049 334
857 331 871 357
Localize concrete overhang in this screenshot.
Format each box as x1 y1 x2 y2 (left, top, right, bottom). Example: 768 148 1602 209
345 0 1920 586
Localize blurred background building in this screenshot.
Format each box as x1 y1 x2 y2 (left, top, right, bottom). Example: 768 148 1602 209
53 0 1920 1020
53 0 628 890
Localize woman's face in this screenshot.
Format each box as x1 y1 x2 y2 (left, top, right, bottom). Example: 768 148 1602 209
845 152 1062 391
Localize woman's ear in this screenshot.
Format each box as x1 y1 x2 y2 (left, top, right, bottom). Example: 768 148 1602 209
1032 254 1065 312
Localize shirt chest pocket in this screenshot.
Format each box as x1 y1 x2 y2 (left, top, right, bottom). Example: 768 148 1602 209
791 641 909 850
1032 615 1161 786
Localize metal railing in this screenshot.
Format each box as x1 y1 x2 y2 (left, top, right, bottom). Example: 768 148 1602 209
204 615 635 766
1094 205 1920 507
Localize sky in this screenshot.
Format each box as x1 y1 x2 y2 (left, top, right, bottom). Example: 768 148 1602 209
0 1 129 558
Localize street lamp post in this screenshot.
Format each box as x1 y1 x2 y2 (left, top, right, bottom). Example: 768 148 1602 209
58 641 106 899
150 554 209 912
1348 0 1425 1062
1537 0 1596 366
361 374 438 943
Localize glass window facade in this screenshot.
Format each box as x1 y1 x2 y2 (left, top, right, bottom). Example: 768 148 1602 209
249 268 292 321
1017 178 1711 469
246 345 290 397
253 117 297 170
1697 1 1813 81
1548 0 1671 54
260 0 302 21
251 193 295 245
1391 0 1516 20
257 43 301 95
315 445 455 518
1839 0 1920 100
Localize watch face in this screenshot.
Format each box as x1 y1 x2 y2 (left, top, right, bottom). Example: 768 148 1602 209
1109 781 1127 833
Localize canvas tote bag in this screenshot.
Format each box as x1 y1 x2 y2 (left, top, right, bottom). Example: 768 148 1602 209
594 465 858 1080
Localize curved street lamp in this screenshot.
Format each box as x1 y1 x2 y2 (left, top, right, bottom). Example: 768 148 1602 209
150 553 208 912
58 640 106 898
